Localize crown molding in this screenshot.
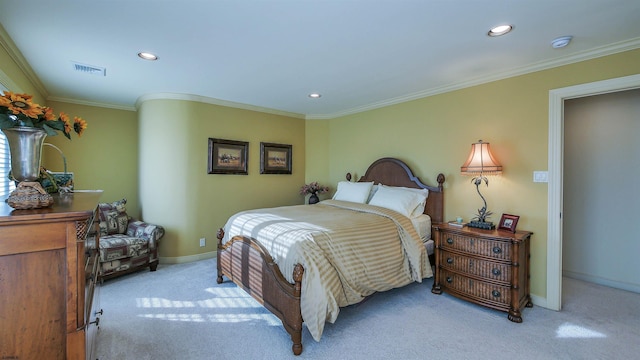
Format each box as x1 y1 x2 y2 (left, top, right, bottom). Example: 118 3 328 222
136 93 305 119
307 37 640 120
47 96 136 112
0 23 48 97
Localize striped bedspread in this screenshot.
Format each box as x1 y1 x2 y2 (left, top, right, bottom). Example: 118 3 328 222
222 199 432 342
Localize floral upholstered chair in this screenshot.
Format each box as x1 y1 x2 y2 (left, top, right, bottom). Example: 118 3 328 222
96 198 165 280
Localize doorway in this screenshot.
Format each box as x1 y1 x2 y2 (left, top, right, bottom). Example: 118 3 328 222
547 74 640 310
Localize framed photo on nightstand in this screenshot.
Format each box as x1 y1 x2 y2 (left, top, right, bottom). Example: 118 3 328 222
498 214 520 232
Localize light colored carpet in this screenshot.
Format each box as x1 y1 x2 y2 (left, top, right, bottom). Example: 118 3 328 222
96 258 640 360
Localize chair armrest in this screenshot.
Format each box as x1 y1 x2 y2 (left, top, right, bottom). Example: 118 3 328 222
126 220 165 249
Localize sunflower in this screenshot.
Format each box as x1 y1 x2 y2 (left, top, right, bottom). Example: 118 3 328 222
0 90 88 139
73 117 87 137
42 107 57 121
59 113 72 134
4 92 43 119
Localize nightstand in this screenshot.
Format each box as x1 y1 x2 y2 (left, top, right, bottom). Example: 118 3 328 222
431 223 533 322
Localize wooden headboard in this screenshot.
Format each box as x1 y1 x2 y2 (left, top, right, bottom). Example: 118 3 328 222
351 157 445 223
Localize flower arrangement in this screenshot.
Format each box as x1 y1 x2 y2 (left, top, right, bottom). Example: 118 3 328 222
299 181 329 196
0 91 88 139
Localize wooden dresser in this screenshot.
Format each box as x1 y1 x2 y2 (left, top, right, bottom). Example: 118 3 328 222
0 191 103 360
431 223 532 322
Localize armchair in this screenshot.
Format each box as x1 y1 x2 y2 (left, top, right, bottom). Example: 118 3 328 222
96 198 165 280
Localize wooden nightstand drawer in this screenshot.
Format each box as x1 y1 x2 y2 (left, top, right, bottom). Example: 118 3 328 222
440 232 510 261
439 269 511 306
439 250 511 283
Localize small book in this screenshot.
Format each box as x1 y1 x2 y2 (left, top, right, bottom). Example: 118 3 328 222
448 221 465 228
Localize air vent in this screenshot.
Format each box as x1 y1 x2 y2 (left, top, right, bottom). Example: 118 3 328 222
72 62 106 76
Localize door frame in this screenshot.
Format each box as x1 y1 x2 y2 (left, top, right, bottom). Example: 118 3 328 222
546 73 640 310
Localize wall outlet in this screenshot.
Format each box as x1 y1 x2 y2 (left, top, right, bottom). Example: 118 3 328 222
533 171 549 183
199 238 206 247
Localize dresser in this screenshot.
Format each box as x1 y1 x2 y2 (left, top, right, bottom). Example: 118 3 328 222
0 191 103 360
431 223 532 322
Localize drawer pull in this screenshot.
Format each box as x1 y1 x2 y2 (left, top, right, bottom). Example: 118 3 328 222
446 276 453 283
446 238 453 245
492 246 502 254
492 268 501 276
446 257 453 264
492 290 501 298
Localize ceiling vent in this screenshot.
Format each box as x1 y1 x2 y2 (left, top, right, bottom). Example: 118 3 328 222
72 62 106 76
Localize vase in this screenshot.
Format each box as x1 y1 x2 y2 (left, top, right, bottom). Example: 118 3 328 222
308 193 319 205
1 126 47 182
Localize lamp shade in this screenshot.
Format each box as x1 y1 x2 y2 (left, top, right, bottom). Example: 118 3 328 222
461 140 502 175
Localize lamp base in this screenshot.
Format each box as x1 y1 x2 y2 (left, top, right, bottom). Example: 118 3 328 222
467 221 495 230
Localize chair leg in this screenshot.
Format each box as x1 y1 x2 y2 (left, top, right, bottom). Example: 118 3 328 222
149 260 159 271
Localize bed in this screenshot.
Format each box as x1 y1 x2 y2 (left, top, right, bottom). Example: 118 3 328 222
216 157 445 355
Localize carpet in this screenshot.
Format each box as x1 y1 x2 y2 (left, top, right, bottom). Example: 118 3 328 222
96 258 640 359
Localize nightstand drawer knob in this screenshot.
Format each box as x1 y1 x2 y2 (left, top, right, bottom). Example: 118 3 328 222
492 268 501 276
492 246 502 254
492 290 501 298
446 276 453 283
446 238 454 245
446 257 453 264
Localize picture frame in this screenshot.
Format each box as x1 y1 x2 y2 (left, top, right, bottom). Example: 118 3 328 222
260 142 292 174
208 138 249 175
498 213 520 232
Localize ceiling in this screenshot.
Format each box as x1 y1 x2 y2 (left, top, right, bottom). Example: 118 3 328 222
1 1 639 119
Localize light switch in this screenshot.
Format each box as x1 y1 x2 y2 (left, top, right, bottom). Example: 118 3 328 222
533 171 548 183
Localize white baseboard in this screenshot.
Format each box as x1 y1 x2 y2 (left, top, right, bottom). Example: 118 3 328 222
530 293 548 310
160 251 216 264
563 270 640 294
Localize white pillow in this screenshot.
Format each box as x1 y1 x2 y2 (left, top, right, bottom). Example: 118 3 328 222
368 185 425 218
366 184 380 203
332 181 374 204
379 185 429 217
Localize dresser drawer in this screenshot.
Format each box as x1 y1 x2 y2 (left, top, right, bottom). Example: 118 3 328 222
439 269 511 306
440 232 510 261
439 250 511 283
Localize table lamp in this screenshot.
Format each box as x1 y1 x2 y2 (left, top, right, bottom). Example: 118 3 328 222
460 140 502 229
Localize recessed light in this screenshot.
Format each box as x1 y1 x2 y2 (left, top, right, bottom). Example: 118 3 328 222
308 93 321 99
488 25 513 37
551 36 572 49
138 52 158 61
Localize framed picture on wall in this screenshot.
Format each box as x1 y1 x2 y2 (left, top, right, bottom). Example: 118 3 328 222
498 213 520 233
260 142 292 174
208 138 249 175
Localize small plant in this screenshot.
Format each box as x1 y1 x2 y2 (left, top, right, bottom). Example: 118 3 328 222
299 182 329 196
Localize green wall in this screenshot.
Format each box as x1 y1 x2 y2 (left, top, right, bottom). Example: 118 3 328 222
43 101 140 217
312 48 640 299
137 98 305 261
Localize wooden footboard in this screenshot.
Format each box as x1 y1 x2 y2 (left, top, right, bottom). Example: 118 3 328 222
216 228 305 355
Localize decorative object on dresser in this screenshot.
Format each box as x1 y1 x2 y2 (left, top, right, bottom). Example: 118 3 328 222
460 140 502 229
498 213 520 233
0 90 87 209
260 142 292 174
97 198 165 280
299 181 330 204
0 191 103 360
38 143 75 194
431 223 533 323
